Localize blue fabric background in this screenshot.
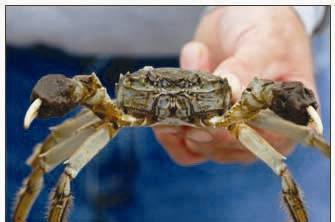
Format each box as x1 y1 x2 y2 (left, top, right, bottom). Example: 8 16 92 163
6 31 330 222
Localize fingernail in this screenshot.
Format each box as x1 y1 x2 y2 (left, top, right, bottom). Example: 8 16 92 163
181 43 202 70
186 129 214 143
155 126 180 135
213 71 242 100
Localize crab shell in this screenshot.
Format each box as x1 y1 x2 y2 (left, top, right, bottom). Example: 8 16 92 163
115 67 232 126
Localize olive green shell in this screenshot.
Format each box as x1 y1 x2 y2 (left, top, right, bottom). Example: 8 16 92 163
116 67 232 125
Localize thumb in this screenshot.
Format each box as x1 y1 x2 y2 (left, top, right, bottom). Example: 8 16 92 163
180 41 211 72
212 56 255 101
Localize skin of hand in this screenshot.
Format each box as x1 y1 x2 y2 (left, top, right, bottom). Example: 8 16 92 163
153 6 317 166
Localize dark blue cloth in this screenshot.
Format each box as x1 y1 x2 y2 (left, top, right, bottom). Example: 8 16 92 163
6 32 330 222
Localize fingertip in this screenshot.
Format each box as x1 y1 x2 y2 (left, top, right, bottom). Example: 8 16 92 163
154 132 207 166
153 125 181 135
214 71 242 101
212 58 247 101
180 41 211 71
185 128 214 144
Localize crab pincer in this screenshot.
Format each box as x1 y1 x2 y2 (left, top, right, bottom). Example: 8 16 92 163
24 74 105 129
24 74 82 128
270 81 322 133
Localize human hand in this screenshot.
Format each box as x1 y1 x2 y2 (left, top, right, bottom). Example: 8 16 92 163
153 6 317 165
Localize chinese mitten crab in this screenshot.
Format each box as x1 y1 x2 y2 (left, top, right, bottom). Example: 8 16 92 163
13 67 330 222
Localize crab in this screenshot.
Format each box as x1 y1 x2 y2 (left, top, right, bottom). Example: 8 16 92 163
13 66 330 222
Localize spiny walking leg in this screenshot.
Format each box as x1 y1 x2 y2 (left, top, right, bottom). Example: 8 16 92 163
48 123 117 222
229 123 308 222
13 167 44 222
16 73 140 222
13 110 100 222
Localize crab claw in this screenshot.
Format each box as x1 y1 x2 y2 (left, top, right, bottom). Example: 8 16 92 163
24 98 42 129
307 105 323 134
270 81 319 126
29 74 84 119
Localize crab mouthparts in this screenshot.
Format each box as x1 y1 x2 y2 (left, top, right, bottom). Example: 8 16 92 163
154 94 192 120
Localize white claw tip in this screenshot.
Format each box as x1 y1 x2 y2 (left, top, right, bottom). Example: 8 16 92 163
307 106 323 135
24 98 42 129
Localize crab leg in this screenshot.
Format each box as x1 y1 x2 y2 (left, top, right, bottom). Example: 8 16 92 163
209 78 329 157
48 123 116 222
13 110 100 222
250 109 330 158
210 78 320 126
13 167 44 222
230 123 308 222
15 72 141 222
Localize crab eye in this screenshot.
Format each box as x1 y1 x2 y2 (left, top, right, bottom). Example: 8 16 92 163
190 75 201 85
145 70 162 82
161 79 171 88
178 80 186 88
145 74 158 87
147 73 156 82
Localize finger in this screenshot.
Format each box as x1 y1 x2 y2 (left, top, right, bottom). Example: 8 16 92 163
185 126 294 163
153 128 207 166
180 41 212 72
186 129 248 154
211 149 257 164
212 56 255 101
153 125 181 135
185 130 256 163
236 44 315 92
185 128 214 144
